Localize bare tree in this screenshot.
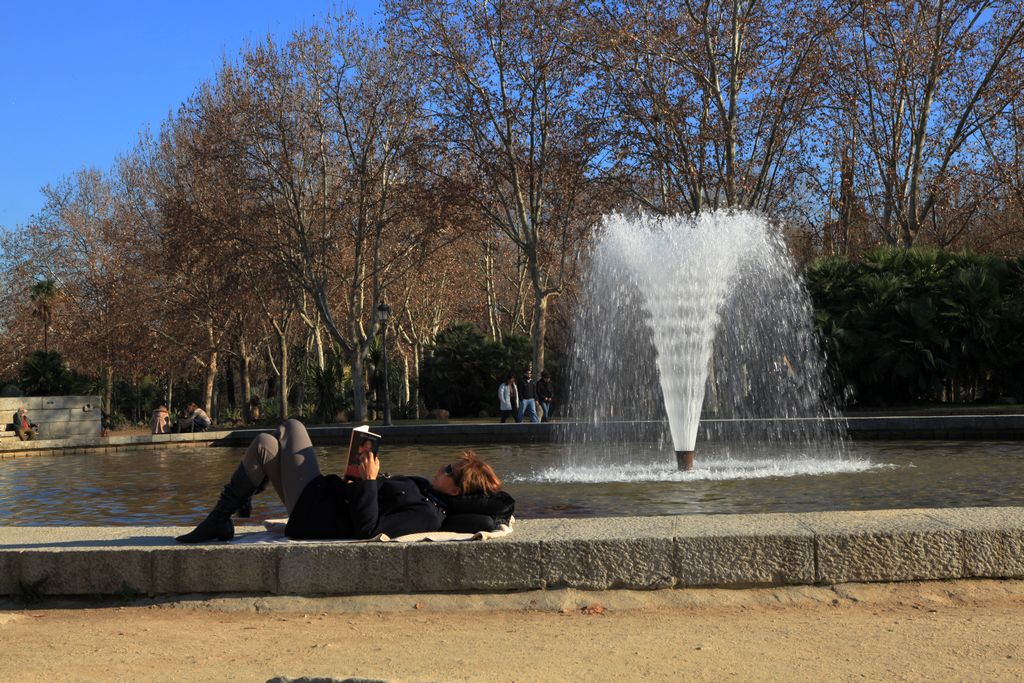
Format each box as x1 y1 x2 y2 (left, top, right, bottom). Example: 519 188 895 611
390 0 605 373
587 0 842 215
2 166 165 413
979 87 1024 254
151 84 258 413
828 0 1024 248
223 15 445 421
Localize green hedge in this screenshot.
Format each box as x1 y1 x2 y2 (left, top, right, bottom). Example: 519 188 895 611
806 248 1024 406
419 323 532 418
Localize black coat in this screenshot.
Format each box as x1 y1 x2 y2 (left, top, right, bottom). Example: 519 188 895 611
535 379 554 402
438 488 516 533
286 474 446 540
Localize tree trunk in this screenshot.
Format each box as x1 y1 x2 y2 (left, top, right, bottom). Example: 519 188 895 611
400 348 410 415
350 346 368 422
277 329 289 419
412 342 422 419
313 322 325 371
103 364 114 418
837 138 856 255
225 359 236 414
898 220 917 249
166 372 173 413
238 338 252 419
483 239 500 341
203 349 218 416
531 293 549 373
133 377 141 424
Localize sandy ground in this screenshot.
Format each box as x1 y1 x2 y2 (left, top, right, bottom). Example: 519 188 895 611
1 580 1023 682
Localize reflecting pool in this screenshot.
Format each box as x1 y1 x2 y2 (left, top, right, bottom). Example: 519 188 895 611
1 441 1022 525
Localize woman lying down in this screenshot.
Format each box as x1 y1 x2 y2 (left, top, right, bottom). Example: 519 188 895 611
176 419 515 543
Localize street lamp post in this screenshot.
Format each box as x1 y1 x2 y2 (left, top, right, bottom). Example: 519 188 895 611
376 303 392 426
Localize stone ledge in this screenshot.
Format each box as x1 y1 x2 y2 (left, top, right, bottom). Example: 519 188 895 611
2 507 1022 598
4 414 1024 458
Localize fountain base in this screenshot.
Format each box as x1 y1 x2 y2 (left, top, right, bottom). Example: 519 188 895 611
675 450 694 471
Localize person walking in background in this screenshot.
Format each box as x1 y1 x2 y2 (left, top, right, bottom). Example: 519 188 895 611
150 405 170 434
516 368 540 423
11 407 37 440
498 373 517 423
536 370 555 422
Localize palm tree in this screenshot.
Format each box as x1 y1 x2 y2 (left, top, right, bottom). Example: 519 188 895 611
29 279 58 353
19 350 71 396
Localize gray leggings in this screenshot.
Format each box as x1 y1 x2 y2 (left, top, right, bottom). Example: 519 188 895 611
240 419 322 513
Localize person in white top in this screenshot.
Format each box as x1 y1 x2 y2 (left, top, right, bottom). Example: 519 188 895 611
178 402 212 432
497 373 518 423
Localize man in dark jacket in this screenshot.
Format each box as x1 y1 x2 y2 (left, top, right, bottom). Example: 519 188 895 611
516 368 540 423
535 371 555 422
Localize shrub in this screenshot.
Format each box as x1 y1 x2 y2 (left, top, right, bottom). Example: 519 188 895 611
18 351 92 396
419 323 532 418
806 248 1024 406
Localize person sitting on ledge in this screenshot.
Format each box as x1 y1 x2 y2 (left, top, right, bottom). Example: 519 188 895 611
11 407 38 441
177 402 211 432
150 405 170 434
176 419 515 543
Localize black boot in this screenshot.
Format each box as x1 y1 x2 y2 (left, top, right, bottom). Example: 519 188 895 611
235 476 268 519
176 464 259 543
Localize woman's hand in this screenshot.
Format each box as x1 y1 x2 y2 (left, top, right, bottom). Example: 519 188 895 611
359 451 380 480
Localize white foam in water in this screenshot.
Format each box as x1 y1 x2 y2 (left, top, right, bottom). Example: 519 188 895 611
562 210 857 481
522 456 884 483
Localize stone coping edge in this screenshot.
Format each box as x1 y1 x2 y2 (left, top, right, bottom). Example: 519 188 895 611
2 414 1024 457
1 507 1021 598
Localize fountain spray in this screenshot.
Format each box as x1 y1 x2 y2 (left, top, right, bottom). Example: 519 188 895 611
563 210 847 477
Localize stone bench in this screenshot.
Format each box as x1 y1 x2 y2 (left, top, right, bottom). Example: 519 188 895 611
1 507 1022 598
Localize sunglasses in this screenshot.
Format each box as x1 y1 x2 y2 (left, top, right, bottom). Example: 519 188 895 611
443 463 457 477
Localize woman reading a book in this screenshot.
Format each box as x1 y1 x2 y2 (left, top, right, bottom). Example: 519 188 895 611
176 419 514 543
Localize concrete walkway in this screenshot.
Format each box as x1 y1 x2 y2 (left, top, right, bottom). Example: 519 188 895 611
2 507 1022 598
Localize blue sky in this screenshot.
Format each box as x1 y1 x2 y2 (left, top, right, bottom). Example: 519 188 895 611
0 1 378 232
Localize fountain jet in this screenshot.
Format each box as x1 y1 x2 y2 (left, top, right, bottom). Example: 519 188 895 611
564 210 847 475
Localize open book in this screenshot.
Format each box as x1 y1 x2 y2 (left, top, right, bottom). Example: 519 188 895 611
346 424 381 468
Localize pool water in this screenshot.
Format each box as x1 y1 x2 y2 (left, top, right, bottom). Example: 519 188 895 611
1 441 1022 525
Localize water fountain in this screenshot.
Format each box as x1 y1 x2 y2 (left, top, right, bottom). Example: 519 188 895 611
561 210 852 478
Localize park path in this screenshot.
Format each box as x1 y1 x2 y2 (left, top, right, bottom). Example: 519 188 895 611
1 579 1022 682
